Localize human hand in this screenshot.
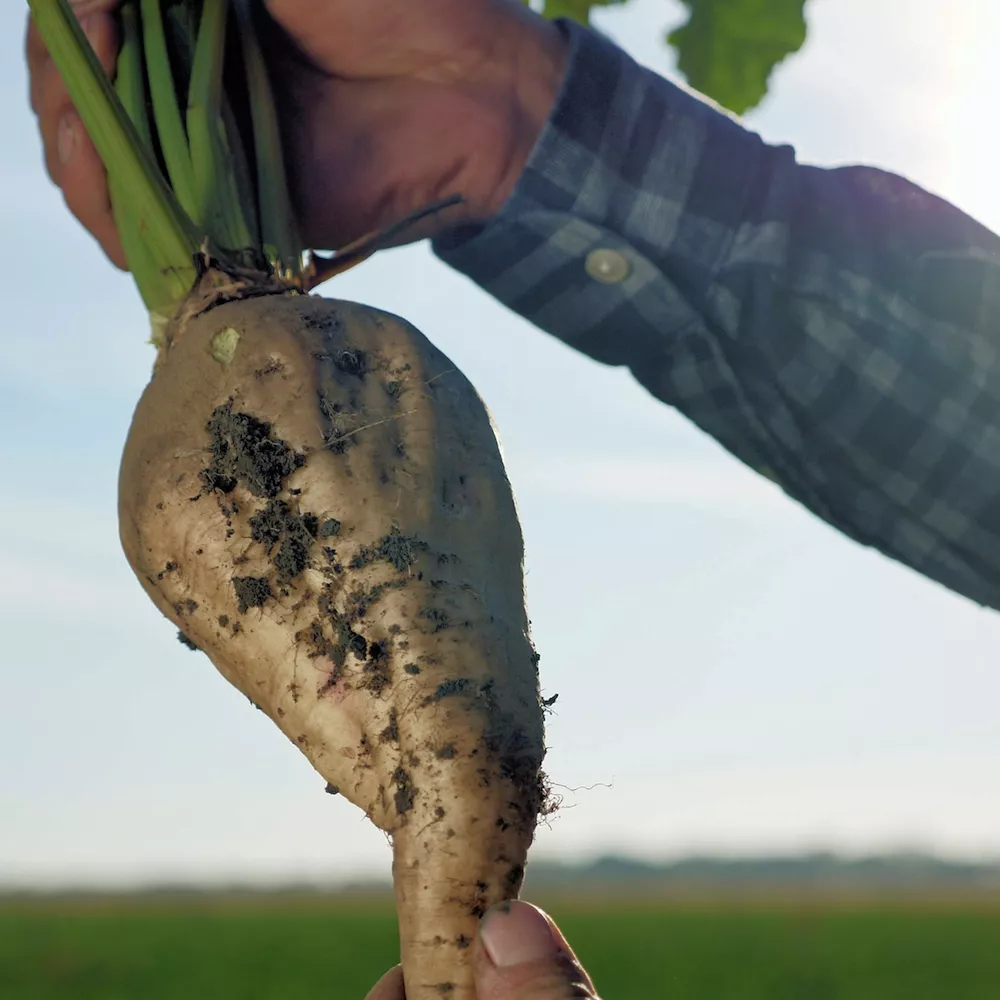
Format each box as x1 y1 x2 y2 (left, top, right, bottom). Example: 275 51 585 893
365 901 600 1000
26 0 568 268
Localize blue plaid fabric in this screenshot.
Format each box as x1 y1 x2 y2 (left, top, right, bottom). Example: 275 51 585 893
434 19 1000 611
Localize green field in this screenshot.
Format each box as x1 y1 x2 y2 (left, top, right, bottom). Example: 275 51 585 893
3 893 1000 999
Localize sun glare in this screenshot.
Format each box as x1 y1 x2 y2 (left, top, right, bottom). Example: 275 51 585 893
939 6 1000 231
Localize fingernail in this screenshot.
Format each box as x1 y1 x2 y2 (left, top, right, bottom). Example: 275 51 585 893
479 901 560 968
58 115 77 167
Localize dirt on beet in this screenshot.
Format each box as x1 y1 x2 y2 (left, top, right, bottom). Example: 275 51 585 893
200 402 304 498
249 499 320 582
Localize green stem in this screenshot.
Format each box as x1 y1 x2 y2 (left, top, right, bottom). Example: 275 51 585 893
234 0 301 280
187 0 257 259
31 0 312 328
110 3 163 318
140 0 199 222
164 0 262 264
28 0 200 313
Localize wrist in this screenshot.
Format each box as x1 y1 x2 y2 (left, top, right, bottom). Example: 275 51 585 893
466 10 569 223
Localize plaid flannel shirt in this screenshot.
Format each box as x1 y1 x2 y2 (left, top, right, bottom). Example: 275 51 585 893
434 20 1000 612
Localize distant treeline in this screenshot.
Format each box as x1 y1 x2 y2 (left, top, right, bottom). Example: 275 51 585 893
524 852 1000 890
6 852 1000 899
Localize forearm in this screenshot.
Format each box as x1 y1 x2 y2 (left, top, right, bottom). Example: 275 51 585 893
435 20 1000 610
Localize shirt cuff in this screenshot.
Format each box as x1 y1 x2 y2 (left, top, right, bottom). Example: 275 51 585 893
432 18 767 366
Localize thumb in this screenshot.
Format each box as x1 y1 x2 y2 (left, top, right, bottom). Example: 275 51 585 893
475 901 599 1000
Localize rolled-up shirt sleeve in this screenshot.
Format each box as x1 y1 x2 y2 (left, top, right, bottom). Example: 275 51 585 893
434 19 1000 611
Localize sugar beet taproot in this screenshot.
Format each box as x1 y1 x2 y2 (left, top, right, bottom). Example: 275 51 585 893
118 282 548 999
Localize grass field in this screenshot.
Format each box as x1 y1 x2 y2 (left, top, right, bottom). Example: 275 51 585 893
3 892 1000 999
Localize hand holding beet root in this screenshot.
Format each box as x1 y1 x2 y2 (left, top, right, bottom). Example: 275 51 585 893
26 0 568 264
366 902 601 1000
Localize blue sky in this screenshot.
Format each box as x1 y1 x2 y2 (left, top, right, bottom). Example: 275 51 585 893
4 0 1000 890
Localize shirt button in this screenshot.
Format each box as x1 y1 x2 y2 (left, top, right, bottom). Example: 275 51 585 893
585 248 631 284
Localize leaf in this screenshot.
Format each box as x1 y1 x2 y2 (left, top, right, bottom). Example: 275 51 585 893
526 0 808 111
668 0 808 114
528 0 629 25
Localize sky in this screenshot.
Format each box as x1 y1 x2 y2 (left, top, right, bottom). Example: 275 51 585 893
4 0 1000 890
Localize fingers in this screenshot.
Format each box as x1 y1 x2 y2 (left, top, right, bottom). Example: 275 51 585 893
475 901 600 1000
363 966 406 1000
27 2 127 268
362 903 597 1000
